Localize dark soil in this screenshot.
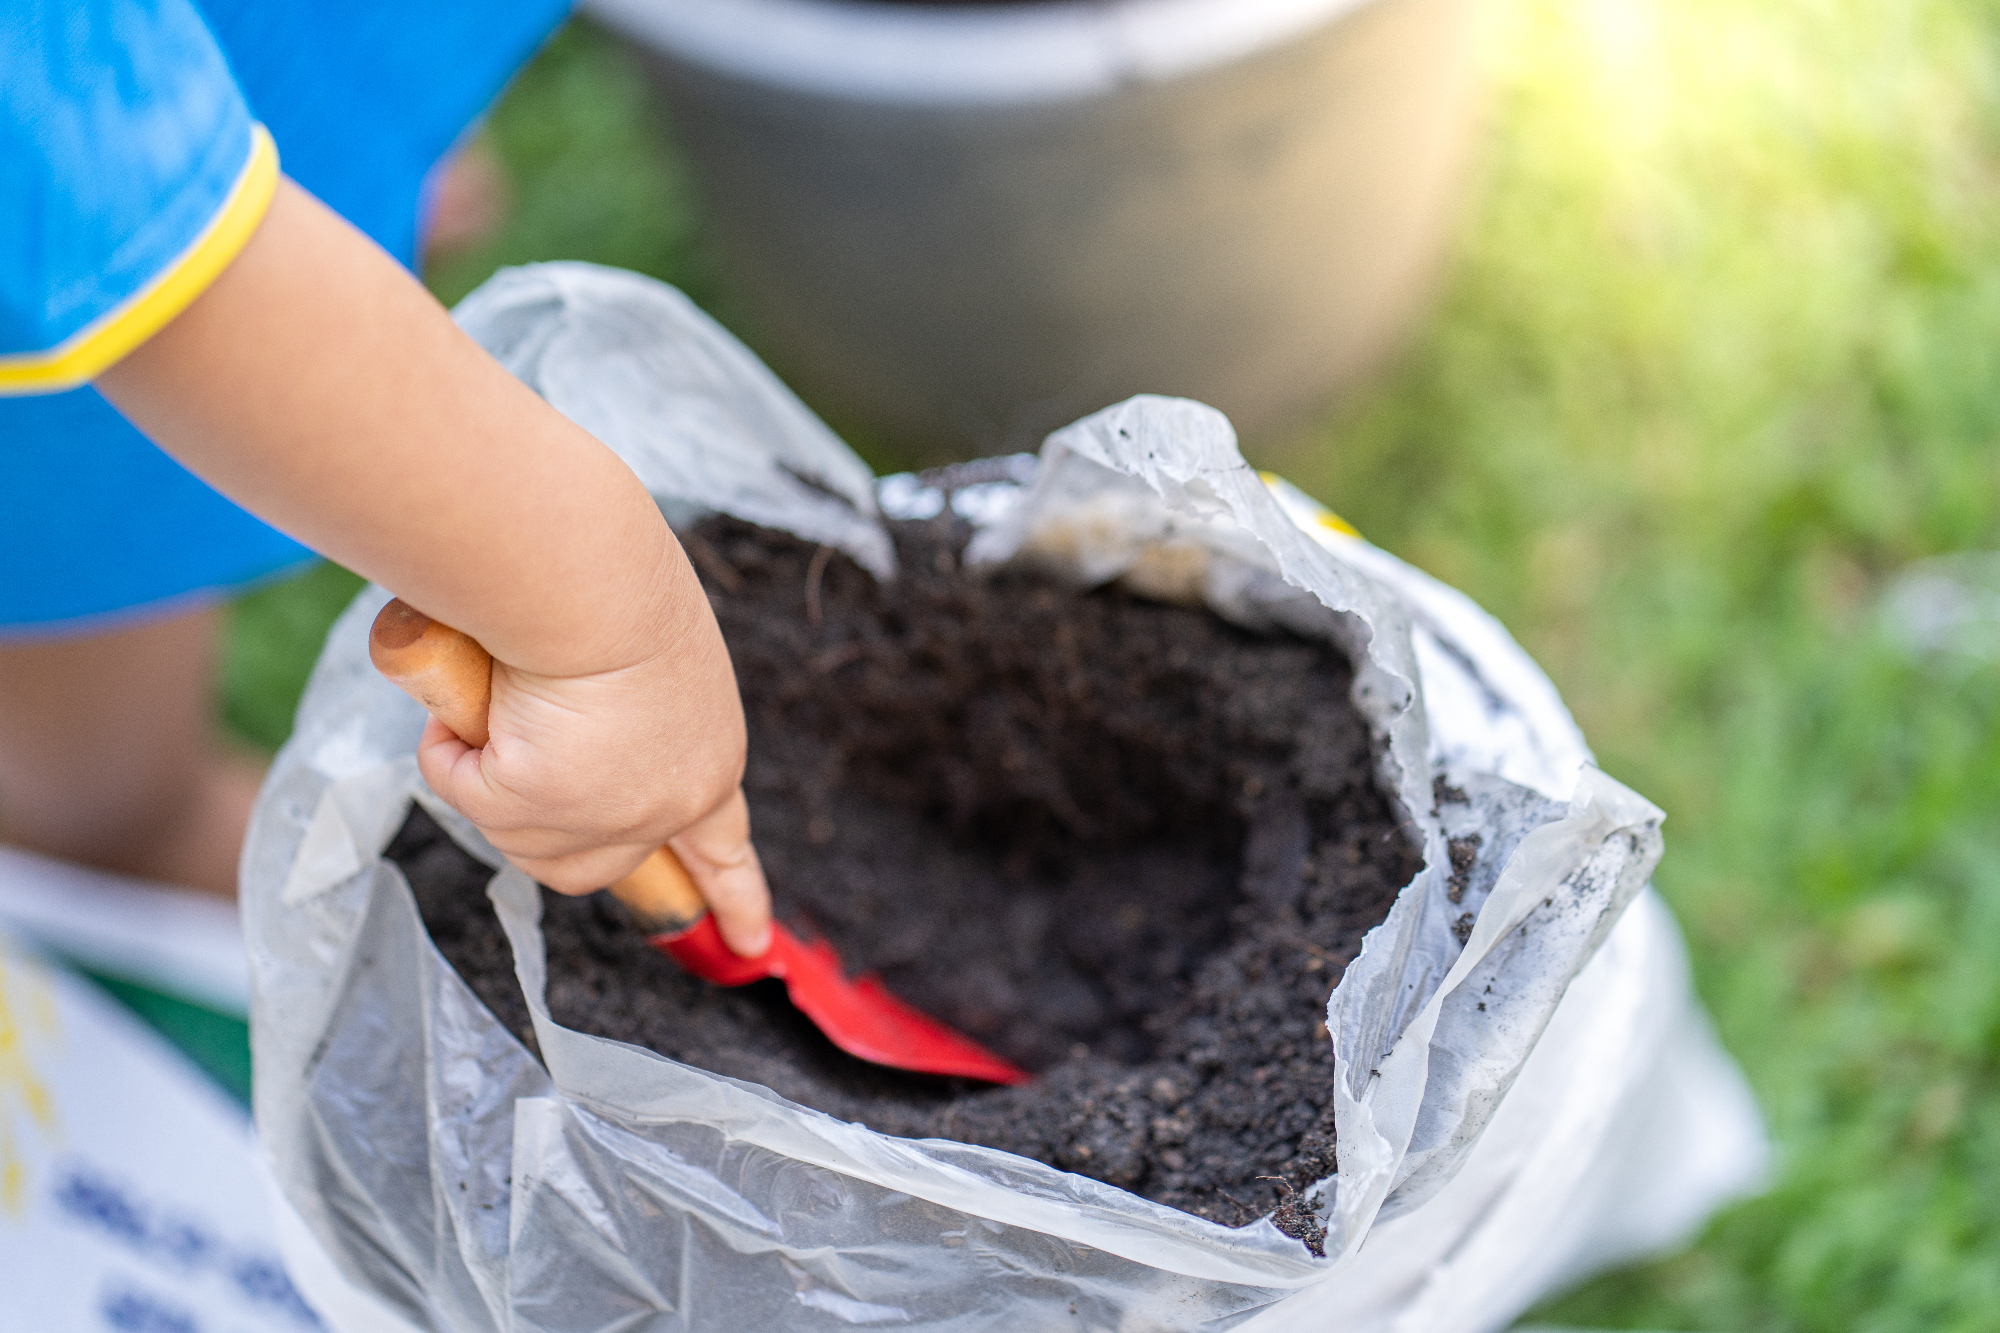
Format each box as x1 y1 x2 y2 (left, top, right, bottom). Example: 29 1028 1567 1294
395 512 1419 1238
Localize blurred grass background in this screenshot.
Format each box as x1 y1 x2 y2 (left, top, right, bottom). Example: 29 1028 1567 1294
222 2 2000 1327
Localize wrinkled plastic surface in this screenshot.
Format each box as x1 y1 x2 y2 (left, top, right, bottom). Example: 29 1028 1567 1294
244 264 1765 1332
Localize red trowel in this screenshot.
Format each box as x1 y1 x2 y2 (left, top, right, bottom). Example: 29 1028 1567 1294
369 598 1029 1086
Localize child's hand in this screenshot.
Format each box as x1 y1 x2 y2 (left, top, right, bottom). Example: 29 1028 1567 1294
407 565 773 958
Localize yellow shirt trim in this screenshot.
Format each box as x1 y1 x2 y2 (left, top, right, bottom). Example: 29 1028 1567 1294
0 124 280 396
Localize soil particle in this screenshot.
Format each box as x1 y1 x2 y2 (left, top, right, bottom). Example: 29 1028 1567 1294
1264 1179 1329 1259
1446 833 1482 904
396 514 1419 1239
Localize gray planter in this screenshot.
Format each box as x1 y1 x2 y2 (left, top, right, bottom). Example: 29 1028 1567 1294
589 0 1483 459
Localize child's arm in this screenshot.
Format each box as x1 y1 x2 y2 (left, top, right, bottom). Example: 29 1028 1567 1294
96 179 772 955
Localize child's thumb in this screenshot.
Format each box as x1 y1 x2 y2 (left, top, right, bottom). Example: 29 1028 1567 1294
669 789 772 957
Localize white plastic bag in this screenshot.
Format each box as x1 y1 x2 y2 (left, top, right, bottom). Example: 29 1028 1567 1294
242 264 1764 1333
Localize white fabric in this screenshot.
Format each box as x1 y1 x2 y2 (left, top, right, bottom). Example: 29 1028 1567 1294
0 846 248 1016
0 931 319 1332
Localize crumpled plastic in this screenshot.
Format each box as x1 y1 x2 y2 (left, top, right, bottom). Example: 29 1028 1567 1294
243 263 1766 1333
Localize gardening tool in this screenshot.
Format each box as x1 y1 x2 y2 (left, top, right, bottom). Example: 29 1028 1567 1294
368 597 1030 1085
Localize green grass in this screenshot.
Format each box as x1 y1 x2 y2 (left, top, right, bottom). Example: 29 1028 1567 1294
222 5 2000 1328
1263 0 2000 1326
421 23 716 312
221 561 365 751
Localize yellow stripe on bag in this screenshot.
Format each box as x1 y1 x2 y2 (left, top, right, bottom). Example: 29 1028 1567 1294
1257 470 1361 539
0 125 279 396
1315 510 1361 538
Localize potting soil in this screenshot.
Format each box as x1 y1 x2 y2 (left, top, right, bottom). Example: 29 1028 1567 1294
396 513 1419 1239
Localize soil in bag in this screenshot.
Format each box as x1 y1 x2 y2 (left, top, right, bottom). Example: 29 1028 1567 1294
395 512 1420 1240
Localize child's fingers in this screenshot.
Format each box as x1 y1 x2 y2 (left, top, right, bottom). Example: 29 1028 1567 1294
506 841 655 898
686 849 773 958
412 719 525 829
414 722 652 843
414 715 479 795
409 679 768 953
669 789 772 957
477 825 608 862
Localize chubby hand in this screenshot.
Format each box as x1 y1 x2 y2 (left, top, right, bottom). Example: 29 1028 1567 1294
372 594 774 957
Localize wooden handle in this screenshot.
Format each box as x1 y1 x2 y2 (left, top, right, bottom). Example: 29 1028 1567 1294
610 846 708 935
368 599 494 749
368 598 707 932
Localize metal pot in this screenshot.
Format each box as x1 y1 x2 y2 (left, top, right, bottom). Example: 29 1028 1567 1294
588 0 1484 459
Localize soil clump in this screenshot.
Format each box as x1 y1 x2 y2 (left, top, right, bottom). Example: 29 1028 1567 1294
397 512 1418 1233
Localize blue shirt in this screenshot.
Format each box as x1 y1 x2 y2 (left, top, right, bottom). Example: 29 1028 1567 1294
0 0 570 632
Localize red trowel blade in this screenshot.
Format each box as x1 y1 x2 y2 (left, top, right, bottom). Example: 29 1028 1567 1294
654 917 1032 1086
